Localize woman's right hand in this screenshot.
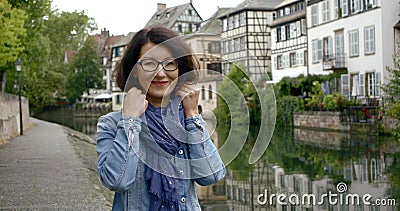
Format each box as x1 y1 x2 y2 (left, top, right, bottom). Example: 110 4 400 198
122 87 148 117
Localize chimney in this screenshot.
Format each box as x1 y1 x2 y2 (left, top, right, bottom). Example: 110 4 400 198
157 3 166 12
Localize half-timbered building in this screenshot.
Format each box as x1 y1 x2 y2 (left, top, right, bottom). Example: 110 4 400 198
271 0 308 82
144 2 203 35
219 0 283 81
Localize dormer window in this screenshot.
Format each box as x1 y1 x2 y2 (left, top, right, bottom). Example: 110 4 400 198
166 12 170 18
156 15 160 20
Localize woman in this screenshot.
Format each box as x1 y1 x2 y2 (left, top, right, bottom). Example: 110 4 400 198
96 26 226 211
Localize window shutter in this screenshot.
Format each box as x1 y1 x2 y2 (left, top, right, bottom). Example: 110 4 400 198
341 74 350 100
359 73 365 96
375 72 381 96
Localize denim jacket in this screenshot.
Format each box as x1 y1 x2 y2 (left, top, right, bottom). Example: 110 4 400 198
96 110 226 210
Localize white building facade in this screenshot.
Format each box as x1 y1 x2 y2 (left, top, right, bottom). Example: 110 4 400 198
271 0 308 82
307 0 400 101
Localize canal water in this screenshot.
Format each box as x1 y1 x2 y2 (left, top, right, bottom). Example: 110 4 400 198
35 108 399 211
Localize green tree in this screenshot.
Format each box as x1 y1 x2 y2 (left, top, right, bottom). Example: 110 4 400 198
4 0 97 111
65 36 103 103
382 42 400 139
0 0 26 92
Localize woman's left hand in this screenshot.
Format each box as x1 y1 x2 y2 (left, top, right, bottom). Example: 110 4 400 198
175 83 200 117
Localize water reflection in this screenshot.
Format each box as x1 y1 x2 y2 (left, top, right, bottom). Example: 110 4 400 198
34 108 98 140
35 109 399 210
202 128 399 211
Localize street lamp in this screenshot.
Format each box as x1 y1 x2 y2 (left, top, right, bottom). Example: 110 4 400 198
15 58 23 135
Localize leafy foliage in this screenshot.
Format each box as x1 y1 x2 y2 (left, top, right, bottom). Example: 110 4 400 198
2 0 98 111
0 0 26 92
65 36 103 103
381 42 400 140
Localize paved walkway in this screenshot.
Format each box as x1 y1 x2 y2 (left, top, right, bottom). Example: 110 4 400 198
0 118 111 210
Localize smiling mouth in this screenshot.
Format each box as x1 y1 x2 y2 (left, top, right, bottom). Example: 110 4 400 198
151 81 169 87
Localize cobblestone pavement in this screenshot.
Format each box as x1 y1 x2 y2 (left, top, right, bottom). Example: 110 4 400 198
0 118 113 210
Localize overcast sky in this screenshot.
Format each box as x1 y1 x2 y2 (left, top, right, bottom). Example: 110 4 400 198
51 0 244 36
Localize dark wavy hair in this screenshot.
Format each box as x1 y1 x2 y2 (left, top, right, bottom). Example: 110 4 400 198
114 25 199 91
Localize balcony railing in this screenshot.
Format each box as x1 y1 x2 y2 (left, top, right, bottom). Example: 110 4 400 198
323 53 347 70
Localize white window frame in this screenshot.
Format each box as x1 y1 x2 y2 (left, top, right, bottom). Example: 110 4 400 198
311 5 318 26
364 26 375 54
296 21 301 37
296 51 304 66
342 0 349 16
312 39 322 62
322 0 331 22
281 26 286 41
239 13 245 26
234 15 239 28
365 0 377 8
367 72 376 96
290 23 296 39
349 30 359 57
323 36 333 59
350 0 362 14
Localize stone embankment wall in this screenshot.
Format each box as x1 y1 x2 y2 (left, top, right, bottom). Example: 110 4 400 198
293 111 386 134
0 93 30 143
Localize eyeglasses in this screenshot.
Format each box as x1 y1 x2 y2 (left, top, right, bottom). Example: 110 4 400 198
137 58 178 72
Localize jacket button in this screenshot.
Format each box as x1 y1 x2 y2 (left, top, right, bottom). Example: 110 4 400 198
128 119 133 122
180 170 184 175
178 149 183 155
181 197 186 203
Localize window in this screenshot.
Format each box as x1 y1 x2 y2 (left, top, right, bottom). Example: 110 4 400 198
296 21 301 37
334 0 340 18
350 0 362 14
285 25 290 39
156 15 160 20
208 41 221 54
240 37 245 50
207 63 222 73
322 0 330 22
312 39 322 62
365 26 375 54
222 19 227 31
290 23 296 38
323 36 333 59
342 0 349 16
188 9 192 16
166 12 170 18
277 55 283 69
239 13 245 26
234 15 239 28
290 52 296 67
234 38 240 51
367 72 375 96
228 17 233 30
281 26 286 40
365 0 377 8
285 7 291 15
277 27 282 41
296 51 304 66
283 54 290 68
349 30 359 57
311 5 318 26
178 24 182 33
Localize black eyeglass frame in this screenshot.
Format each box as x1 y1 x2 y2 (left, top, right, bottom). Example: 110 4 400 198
137 58 179 72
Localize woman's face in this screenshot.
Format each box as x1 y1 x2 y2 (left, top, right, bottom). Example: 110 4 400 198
134 42 179 104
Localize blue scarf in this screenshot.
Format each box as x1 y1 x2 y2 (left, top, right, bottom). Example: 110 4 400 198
140 97 187 211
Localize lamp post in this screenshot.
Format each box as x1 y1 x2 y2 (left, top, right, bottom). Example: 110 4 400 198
15 58 23 135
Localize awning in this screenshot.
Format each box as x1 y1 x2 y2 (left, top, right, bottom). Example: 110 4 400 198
94 93 112 99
